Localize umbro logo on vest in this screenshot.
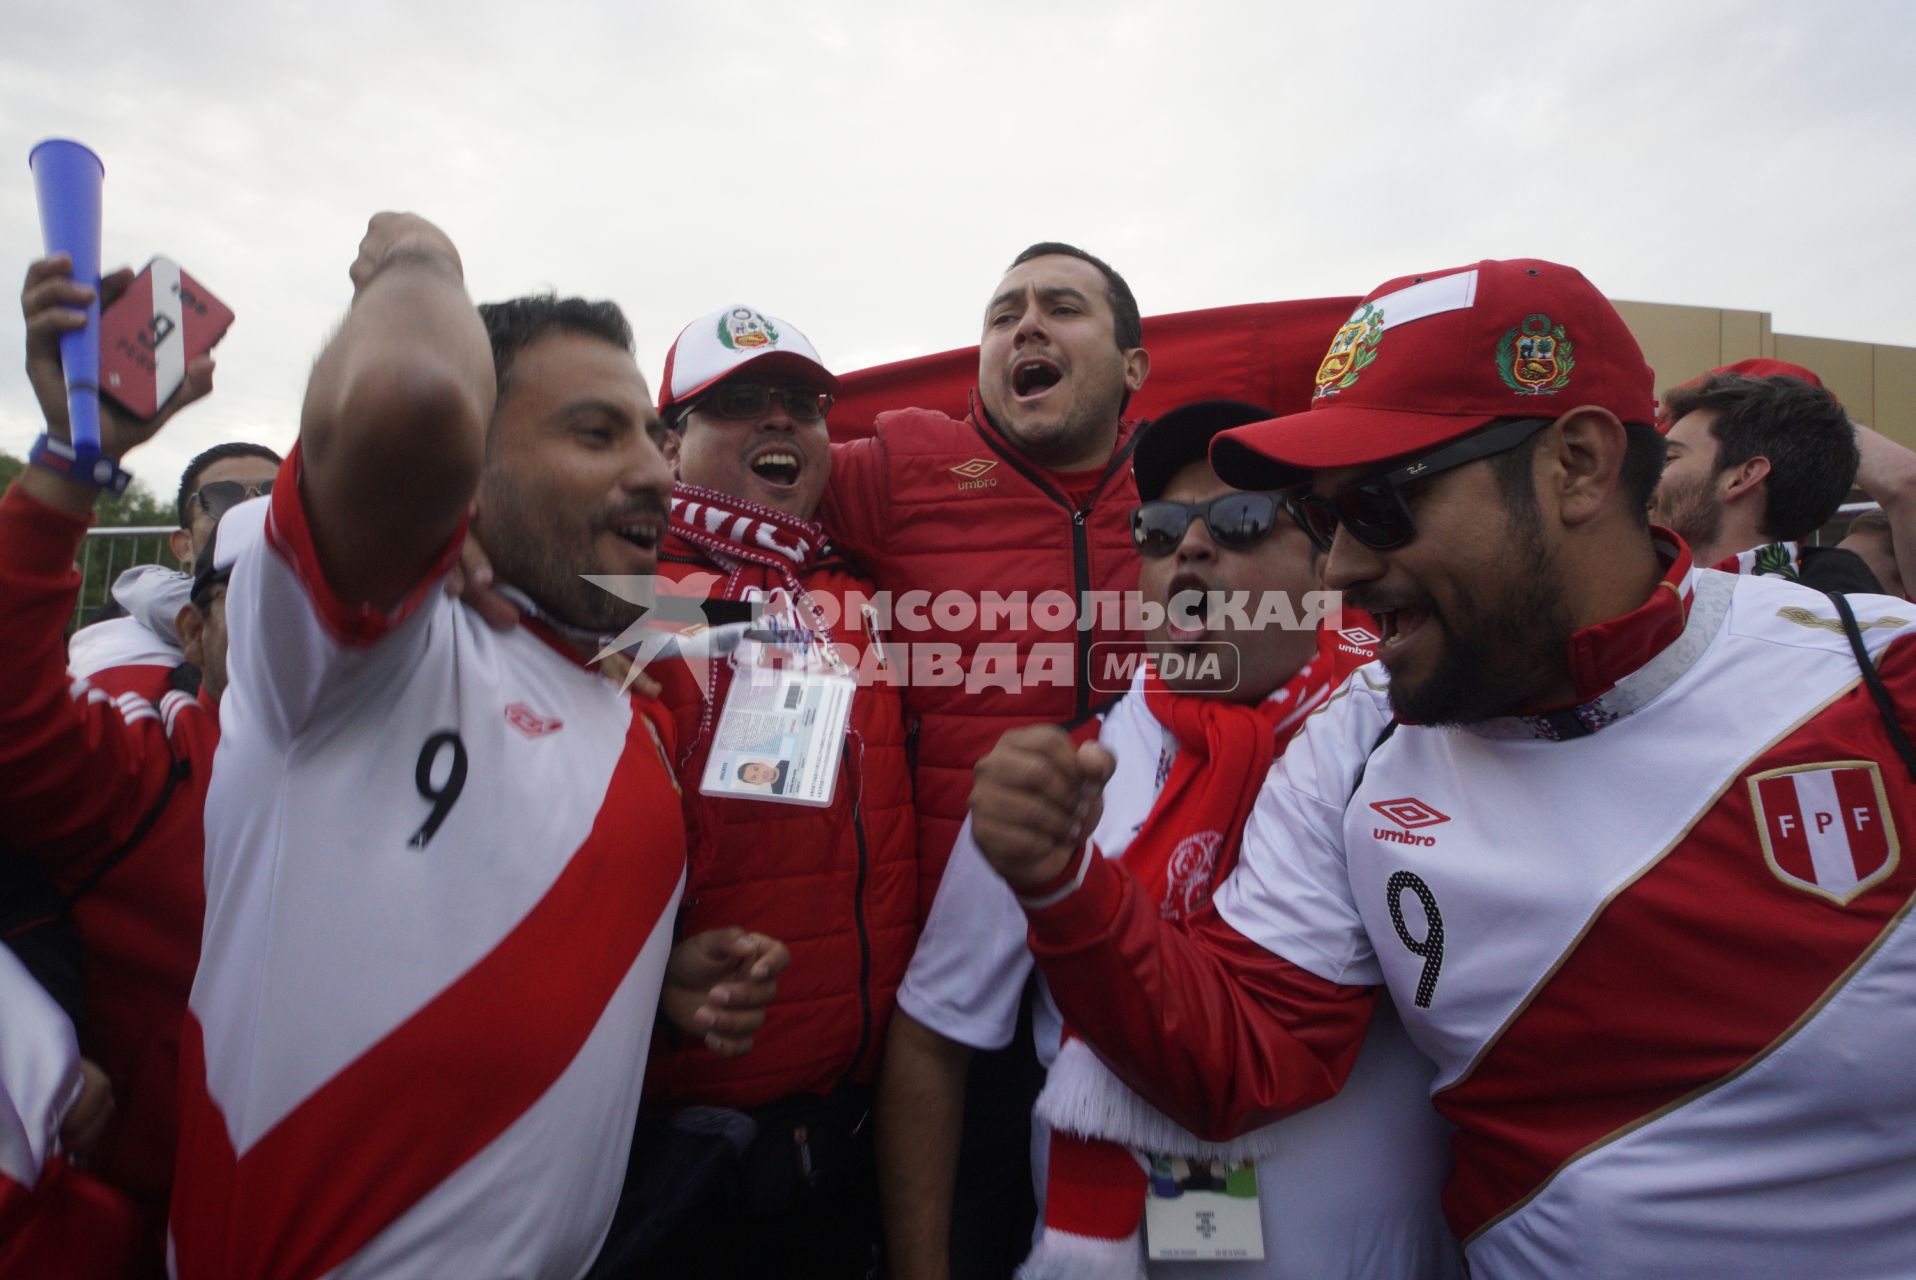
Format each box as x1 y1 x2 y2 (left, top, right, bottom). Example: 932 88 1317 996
1371 797 1450 847
1750 761 1899 905
505 703 565 738
951 458 999 490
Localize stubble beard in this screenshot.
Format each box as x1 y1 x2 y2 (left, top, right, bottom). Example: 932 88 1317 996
1386 505 1579 727
1651 475 1723 561
475 475 648 634
990 385 1123 470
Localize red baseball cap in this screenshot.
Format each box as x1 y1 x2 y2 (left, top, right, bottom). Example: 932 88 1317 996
1653 357 1826 432
657 305 838 415
1211 259 1657 490
1713 357 1822 387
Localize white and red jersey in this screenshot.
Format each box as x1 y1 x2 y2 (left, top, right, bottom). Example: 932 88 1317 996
904 667 1460 1279
1027 559 1916 1278
172 449 687 1280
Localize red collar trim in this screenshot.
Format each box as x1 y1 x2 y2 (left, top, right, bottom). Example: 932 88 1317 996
1563 529 1695 703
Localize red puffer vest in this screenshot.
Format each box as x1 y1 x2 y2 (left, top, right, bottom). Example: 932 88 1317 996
643 538 917 1108
820 400 1143 914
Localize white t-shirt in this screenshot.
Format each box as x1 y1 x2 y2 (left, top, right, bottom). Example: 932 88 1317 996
172 459 686 1280
1208 568 1916 1278
900 674 1462 1279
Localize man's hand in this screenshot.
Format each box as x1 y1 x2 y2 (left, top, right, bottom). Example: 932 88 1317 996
1854 423 1916 509
347 212 464 297
969 724 1116 893
662 926 790 1057
21 254 214 459
59 1058 115 1163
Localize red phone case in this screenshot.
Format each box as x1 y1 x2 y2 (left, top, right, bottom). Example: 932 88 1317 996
99 257 235 419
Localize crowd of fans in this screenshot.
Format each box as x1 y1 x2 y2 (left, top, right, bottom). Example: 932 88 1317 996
4 218 1914 1280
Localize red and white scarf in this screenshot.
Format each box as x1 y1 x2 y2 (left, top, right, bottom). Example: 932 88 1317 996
667 484 838 767
1025 655 1334 1277
669 483 828 589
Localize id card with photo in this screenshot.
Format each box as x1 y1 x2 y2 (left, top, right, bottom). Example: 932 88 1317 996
1144 1155 1265 1261
699 660 853 808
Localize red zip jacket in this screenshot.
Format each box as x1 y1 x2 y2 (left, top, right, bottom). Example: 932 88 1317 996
0 483 212 1246
820 400 1142 912
643 536 917 1107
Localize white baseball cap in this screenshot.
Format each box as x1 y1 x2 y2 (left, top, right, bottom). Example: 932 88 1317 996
657 304 838 414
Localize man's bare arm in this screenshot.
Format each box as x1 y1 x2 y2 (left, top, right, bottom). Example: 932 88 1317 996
1854 423 1916 595
877 1011 973 1280
299 212 494 609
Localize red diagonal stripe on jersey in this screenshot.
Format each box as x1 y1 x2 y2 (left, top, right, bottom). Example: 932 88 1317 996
1437 644 1916 1244
169 704 685 1280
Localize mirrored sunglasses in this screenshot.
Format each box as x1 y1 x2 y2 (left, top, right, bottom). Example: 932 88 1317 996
192 478 274 522
1131 491 1285 559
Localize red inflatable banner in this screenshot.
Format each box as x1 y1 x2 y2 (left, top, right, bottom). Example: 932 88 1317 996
827 296 1360 440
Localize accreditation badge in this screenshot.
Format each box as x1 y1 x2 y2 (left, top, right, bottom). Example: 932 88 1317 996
699 601 853 808
1143 1154 1265 1262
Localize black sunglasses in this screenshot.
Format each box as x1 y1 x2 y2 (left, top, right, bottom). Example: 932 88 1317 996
701 383 833 423
192 478 274 522
1131 492 1285 559
1284 417 1555 554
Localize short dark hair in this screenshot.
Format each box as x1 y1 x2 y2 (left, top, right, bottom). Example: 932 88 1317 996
176 441 283 529
1659 372 1857 541
477 293 634 400
1008 242 1143 351
1489 418 1667 529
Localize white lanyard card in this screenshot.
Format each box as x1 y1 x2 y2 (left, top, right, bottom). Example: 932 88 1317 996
699 648 853 808
1143 1155 1265 1261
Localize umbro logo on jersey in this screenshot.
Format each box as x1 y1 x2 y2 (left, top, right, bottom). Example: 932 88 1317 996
951 458 999 490
1749 761 1899 905
505 703 565 739
1371 797 1450 847
1339 626 1380 648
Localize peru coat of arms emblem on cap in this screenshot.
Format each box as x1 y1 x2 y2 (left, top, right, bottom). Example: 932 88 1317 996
1314 302 1385 399
1497 313 1574 394
718 306 779 350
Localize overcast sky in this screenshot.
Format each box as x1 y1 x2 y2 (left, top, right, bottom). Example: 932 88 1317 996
3 0 1912 496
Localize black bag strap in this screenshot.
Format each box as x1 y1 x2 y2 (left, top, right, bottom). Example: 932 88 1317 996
61 754 193 912
1825 590 1916 782
1347 718 1399 800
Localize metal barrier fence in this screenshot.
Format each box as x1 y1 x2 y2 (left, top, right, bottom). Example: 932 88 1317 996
74 526 180 634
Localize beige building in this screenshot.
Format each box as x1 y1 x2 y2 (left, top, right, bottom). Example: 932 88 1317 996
1616 300 1916 447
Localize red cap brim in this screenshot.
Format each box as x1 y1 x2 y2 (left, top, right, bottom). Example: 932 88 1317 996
1211 404 1500 490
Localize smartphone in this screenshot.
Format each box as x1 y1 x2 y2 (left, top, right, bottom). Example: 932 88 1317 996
99 257 235 419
